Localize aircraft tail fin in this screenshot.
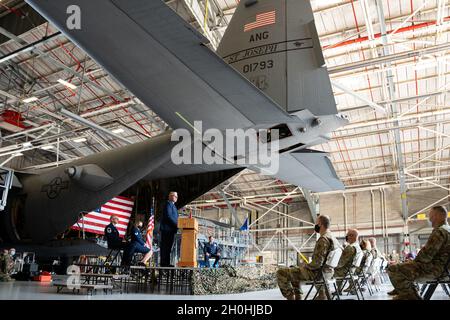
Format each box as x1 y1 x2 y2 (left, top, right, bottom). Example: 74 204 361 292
217 0 337 116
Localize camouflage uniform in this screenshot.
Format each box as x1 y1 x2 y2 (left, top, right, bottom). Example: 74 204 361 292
334 242 361 277
192 265 278 295
388 223 450 299
343 248 372 293
0 253 13 282
334 242 361 292
276 231 340 299
356 249 373 274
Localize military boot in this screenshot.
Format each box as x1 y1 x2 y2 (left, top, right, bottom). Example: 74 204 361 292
284 292 296 300
387 289 399 296
293 290 303 300
281 289 296 300
392 290 422 300
314 289 328 300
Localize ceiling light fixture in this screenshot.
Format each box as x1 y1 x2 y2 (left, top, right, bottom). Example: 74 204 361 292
58 79 77 90
22 97 39 103
112 128 125 134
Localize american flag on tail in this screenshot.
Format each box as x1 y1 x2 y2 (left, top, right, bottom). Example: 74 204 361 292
71 196 134 237
145 208 155 250
244 10 276 32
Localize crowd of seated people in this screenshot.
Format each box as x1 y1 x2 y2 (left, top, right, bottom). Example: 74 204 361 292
276 205 450 300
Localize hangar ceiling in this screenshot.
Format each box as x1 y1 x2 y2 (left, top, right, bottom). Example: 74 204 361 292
0 0 449 209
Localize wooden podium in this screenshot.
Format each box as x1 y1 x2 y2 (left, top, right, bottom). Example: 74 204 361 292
177 217 199 268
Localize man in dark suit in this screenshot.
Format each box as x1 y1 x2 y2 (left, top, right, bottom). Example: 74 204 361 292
159 191 179 267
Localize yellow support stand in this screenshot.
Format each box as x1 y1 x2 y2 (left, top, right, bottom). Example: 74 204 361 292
177 217 199 268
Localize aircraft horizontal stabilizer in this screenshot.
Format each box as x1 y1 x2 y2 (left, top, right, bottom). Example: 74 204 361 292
270 149 344 192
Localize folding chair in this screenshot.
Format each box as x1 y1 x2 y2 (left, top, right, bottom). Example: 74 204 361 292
367 258 383 292
335 251 365 300
419 257 450 300
304 247 343 300
356 254 374 296
379 259 389 283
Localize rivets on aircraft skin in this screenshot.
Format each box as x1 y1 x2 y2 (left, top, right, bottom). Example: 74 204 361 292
311 118 322 127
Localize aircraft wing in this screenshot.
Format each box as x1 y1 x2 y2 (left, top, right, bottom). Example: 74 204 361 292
142 148 343 192
27 0 293 131
272 150 344 192
27 0 345 192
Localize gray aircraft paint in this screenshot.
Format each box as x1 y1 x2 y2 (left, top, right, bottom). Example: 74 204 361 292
10 132 177 242
9 0 348 242
217 0 337 116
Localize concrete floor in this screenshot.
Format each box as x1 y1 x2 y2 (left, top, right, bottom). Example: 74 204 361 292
0 281 448 300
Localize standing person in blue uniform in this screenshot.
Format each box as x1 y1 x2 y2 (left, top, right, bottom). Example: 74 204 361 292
159 191 179 267
124 220 153 266
104 215 127 250
204 236 221 268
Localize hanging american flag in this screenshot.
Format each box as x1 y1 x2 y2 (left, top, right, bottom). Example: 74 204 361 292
71 196 134 237
145 209 155 250
244 10 276 32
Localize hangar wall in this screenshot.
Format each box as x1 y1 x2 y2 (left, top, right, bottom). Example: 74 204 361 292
193 185 448 265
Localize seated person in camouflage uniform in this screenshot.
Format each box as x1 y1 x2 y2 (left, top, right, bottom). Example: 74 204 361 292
335 229 361 276
387 205 450 300
276 215 341 300
344 239 372 293
334 229 361 292
357 239 373 274
0 249 14 282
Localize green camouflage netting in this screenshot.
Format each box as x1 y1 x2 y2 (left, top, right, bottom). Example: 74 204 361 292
192 265 278 295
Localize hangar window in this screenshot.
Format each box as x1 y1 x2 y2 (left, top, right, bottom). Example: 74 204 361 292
260 124 292 143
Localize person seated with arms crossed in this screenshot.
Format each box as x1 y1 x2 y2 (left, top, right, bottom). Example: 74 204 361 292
204 236 221 268
387 205 450 300
277 215 341 300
